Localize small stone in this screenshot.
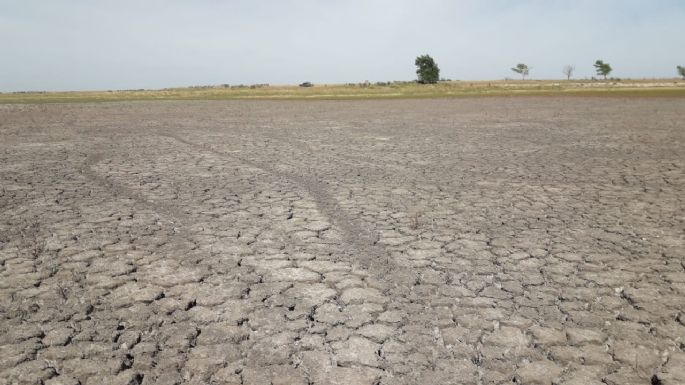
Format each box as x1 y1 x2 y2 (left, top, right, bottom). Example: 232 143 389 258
314 303 346 325
515 360 563 385
109 282 164 307
325 367 382 385
441 326 469 346
566 328 606 345
529 326 567 346
284 283 337 307
578 345 613 365
340 287 387 305
266 267 321 282
210 367 242 385
303 221 331 232
326 326 352 341
196 323 248 345
656 351 685 384
44 376 81 385
118 330 141 349
378 310 405 324
333 336 381 367
357 323 395 343
406 248 441 260
42 327 73 346
612 342 661 371
482 327 530 348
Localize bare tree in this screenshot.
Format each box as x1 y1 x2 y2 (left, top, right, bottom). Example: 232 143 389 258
563 65 575 80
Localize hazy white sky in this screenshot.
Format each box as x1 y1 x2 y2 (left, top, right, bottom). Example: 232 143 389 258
1 0 684 91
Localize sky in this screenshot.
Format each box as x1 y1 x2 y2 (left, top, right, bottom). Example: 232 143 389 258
1 0 684 91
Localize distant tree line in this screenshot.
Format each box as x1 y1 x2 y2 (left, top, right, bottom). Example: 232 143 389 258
512 59 614 80
414 55 685 82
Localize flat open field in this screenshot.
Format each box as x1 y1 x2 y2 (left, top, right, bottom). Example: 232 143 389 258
1 97 684 385
2 79 685 104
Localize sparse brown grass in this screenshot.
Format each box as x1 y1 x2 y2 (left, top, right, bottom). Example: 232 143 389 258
2 79 684 104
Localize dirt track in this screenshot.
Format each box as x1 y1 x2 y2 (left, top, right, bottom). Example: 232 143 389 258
1 98 684 385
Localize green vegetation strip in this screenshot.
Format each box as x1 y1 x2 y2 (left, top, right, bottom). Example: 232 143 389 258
2 81 684 104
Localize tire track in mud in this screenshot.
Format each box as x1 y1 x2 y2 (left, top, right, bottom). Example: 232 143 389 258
157 131 419 381
75 130 378 266
152 132 428 382
83 130 503 383
158 131 395 275
80 134 390 277
79 150 191 227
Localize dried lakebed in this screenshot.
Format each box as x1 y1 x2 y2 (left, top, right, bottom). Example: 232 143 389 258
0 98 684 385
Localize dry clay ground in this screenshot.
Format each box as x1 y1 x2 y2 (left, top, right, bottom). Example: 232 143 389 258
0 98 683 385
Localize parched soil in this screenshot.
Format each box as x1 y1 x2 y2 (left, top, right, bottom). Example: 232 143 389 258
0 98 683 385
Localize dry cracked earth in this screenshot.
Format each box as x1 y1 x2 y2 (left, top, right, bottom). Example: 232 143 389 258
0 98 684 385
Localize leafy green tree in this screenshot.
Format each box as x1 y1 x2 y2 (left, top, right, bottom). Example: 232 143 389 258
594 60 612 79
415 55 440 84
511 63 530 80
678 65 685 79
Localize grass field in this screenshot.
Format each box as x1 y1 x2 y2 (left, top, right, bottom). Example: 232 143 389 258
2 79 684 103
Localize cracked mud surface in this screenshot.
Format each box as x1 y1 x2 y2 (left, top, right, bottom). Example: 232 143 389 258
1 98 684 385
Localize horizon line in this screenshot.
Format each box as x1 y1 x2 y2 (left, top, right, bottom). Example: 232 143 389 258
4 77 685 94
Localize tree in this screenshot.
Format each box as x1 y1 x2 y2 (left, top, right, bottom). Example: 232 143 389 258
511 63 531 80
563 65 575 80
678 66 685 79
594 60 612 80
415 55 440 84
